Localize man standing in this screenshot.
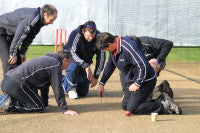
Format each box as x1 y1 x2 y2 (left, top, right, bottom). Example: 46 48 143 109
96 32 182 116
62 21 105 99
0 4 57 77
0 50 78 116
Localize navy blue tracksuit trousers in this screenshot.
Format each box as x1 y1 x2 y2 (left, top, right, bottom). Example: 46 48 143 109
120 72 164 114
0 34 21 77
1 76 45 113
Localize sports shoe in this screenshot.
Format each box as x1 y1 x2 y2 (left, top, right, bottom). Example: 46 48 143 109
0 93 11 112
161 99 182 115
158 80 174 98
68 88 78 99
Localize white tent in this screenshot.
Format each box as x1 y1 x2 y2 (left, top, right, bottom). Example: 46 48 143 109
0 0 109 45
1 0 200 46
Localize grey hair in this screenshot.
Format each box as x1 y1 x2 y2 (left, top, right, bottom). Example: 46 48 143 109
42 4 57 15
58 50 72 62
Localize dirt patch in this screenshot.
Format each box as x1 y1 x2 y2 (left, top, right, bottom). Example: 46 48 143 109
0 64 200 133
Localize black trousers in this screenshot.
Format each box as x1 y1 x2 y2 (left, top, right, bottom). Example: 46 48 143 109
1 76 45 113
0 34 21 77
120 72 164 114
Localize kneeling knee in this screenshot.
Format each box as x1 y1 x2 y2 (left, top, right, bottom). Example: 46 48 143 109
121 104 127 111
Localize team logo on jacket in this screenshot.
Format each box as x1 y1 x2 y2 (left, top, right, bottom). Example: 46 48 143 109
25 26 31 33
146 54 152 58
119 59 124 62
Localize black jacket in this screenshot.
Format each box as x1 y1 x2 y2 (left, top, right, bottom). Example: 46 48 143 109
63 25 105 79
0 7 44 56
6 53 68 112
138 36 173 63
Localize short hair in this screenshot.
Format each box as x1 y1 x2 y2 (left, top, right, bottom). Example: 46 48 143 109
42 4 57 15
57 50 72 62
96 32 115 49
82 21 97 34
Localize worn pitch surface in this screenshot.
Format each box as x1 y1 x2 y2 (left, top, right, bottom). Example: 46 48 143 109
0 63 200 133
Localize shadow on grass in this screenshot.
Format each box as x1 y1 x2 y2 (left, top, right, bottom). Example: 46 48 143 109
48 89 124 99
45 102 122 114
174 97 200 115
171 88 200 115
4 87 199 115
46 90 124 113
47 87 200 115
0 101 121 116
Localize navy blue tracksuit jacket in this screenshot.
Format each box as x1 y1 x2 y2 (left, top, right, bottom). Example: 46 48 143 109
6 53 68 112
139 36 173 63
100 36 156 87
63 25 105 79
0 7 44 56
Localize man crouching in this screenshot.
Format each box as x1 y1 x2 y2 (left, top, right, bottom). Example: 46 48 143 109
0 50 78 116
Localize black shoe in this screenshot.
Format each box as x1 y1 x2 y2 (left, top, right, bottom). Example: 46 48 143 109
158 80 173 98
162 99 182 115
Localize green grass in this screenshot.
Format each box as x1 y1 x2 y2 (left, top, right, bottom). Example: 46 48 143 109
167 46 200 61
26 45 200 61
26 45 54 59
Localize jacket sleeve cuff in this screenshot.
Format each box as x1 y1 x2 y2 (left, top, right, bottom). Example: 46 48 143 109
81 62 89 69
99 81 105 86
93 74 99 79
134 82 141 87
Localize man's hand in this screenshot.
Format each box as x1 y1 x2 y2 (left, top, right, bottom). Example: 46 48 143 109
98 84 104 97
20 54 26 62
129 83 140 92
86 66 98 88
86 66 93 80
64 110 79 116
8 55 17 64
90 77 98 88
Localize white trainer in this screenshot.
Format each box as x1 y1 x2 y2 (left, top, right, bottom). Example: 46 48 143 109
68 88 78 99
0 94 11 112
161 99 182 115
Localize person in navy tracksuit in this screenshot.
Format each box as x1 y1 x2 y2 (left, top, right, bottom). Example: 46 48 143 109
0 51 78 116
0 4 57 77
120 36 174 100
96 32 182 116
62 21 105 99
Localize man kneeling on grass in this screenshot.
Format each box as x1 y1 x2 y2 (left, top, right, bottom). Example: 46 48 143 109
96 32 182 116
0 50 78 116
